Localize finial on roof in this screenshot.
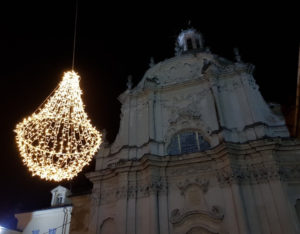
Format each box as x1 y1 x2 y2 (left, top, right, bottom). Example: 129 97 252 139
201 58 212 74
127 75 133 90
149 57 155 68
100 129 109 147
234 48 242 62
205 47 211 53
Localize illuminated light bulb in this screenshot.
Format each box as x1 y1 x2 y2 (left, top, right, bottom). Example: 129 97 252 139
14 71 102 181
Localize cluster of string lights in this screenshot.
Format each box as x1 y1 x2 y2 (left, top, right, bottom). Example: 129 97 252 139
15 71 102 181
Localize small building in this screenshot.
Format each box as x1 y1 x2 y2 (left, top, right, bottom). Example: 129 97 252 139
15 186 72 234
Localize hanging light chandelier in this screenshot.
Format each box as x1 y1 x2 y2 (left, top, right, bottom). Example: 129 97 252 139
14 1 102 181
15 71 102 181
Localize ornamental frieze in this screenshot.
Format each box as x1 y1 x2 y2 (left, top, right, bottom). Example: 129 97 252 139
91 180 168 205
177 178 210 194
216 164 300 186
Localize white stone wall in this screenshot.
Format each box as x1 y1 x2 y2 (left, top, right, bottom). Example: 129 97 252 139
15 206 72 234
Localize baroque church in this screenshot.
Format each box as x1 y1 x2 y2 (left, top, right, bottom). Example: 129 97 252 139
69 28 300 234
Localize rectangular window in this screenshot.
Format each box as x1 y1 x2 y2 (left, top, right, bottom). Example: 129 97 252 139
49 228 56 234
32 230 40 234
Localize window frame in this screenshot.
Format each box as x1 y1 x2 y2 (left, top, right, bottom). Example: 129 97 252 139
167 131 210 155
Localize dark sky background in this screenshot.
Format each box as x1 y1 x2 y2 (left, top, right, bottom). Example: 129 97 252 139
0 1 299 229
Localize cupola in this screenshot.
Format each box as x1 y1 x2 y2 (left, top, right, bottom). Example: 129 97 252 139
175 28 204 55
50 185 71 207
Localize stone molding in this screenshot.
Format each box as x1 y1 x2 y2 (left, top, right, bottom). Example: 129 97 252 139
87 139 300 204
170 207 224 234
170 207 224 224
91 179 167 205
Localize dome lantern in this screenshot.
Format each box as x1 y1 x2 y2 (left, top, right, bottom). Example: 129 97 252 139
175 28 204 55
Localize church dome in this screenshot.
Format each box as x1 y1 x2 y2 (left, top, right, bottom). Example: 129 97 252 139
135 53 211 89
135 50 233 90
133 28 238 90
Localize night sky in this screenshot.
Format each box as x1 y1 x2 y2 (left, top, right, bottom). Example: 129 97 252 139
0 1 299 229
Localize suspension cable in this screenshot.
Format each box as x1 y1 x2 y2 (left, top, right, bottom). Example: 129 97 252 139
72 0 79 70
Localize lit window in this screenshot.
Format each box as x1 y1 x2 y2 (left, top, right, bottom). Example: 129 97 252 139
32 230 39 234
49 228 56 234
167 131 210 155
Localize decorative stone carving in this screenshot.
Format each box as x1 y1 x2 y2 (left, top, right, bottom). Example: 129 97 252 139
211 206 223 217
170 206 224 234
169 164 211 177
201 58 212 74
100 129 109 148
278 165 300 181
177 179 210 195
205 47 211 53
234 48 242 63
215 163 300 186
162 90 211 133
145 76 160 89
149 57 155 68
96 179 168 205
137 54 212 88
127 75 133 90
169 207 224 224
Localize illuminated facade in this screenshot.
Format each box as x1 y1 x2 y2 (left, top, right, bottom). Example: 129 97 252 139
70 28 300 234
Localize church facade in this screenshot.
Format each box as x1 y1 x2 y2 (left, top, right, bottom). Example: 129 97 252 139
70 28 300 234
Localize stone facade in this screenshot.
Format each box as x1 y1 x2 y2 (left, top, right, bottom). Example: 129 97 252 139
70 28 300 234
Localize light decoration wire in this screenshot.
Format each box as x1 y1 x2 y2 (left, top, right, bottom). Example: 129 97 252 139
15 71 102 181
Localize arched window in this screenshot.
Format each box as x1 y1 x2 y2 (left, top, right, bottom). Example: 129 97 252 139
167 131 210 155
